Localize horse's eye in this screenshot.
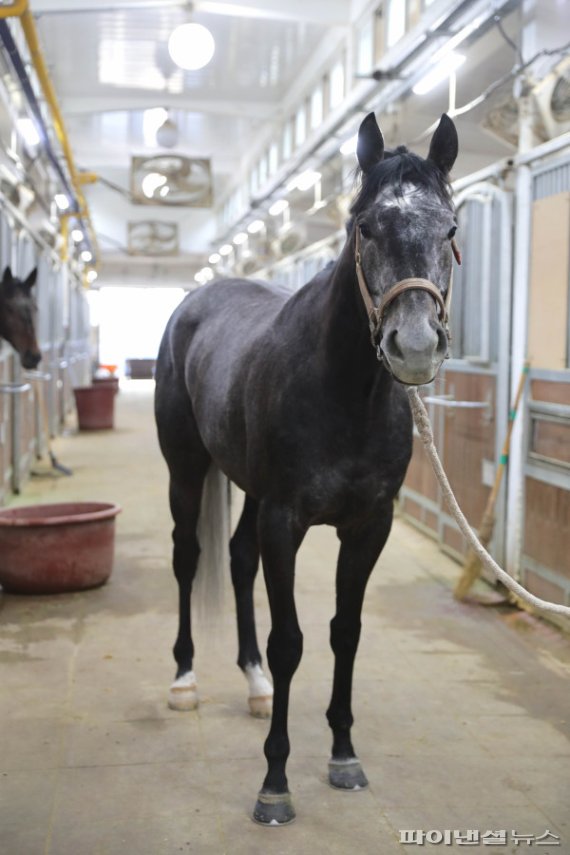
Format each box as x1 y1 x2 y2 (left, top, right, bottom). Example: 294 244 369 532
359 222 372 239
447 226 457 239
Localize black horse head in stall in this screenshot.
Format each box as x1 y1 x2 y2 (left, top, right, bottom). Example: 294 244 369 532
0 266 42 370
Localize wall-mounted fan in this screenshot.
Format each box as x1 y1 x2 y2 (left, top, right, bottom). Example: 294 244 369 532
131 155 213 207
533 57 570 140
480 96 519 148
38 218 63 251
128 220 179 256
482 57 570 148
235 256 264 277
271 222 307 258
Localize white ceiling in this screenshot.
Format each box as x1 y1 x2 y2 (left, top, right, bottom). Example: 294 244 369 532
36 2 345 169
23 0 570 283
32 0 350 266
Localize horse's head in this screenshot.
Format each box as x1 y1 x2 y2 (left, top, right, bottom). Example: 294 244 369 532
0 266 42 370
351 112 458 385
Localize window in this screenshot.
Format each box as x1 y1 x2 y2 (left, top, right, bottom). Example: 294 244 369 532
386 0 406 48
329 59 345 110
356 16 374 75
310 85 324 130
449 197 501 363
282 121 293 160
258 153 268 188
249 167 258 198
295 104 307 148
268 142 279 175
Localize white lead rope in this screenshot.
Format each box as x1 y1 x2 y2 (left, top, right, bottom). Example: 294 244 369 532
407 387 570 619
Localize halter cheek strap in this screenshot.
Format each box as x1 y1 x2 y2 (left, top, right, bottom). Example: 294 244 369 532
354 227 460 349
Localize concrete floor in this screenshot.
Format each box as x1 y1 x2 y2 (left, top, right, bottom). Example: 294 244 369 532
1 382 569 855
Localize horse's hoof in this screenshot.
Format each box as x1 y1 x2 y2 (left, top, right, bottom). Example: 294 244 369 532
328 757 369 791
168 671 198 711
248 695 273 718
252 791 296 826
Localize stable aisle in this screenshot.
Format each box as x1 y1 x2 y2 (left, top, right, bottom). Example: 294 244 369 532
1 382 569 854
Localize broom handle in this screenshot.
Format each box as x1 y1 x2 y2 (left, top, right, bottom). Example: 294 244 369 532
485 361 530 515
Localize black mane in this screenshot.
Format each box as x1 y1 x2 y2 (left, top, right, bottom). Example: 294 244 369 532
349 146 452 220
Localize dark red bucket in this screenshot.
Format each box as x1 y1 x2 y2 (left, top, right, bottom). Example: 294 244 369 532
92 376 120 395
0 502 121 594
74 385 115 430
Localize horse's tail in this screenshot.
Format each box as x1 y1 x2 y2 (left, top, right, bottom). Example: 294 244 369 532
194 464 231 620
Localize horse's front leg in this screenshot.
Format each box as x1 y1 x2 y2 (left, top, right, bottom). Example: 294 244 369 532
252 501 306 826
327 502 394 790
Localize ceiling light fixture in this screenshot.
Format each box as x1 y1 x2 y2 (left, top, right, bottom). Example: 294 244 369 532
86 269 98 284
340 134 357 156
195 266 214 284
54 193 70 211
156 117 179 148
247 219 265 234
16 117 40 148
233 232 248 246
81 250 93 263
208 253 221 264
412 52 465 95
71 228 84 243
269 199 289 216
168 22 215 71
143 107 168 147
287 170 321 192
219 244 233 256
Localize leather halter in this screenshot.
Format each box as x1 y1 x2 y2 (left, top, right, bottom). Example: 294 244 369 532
354 226 460 351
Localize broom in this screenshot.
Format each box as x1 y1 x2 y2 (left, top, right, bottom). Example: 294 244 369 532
453 361 530 601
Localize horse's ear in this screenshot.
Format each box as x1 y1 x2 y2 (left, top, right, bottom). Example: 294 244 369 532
1 266 12 285
427 114 458 175
24 268 38 289
357 112 385 175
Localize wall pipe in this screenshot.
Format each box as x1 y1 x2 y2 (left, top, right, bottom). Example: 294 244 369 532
0 20 76 206
216 0 517 243
0 0 98 263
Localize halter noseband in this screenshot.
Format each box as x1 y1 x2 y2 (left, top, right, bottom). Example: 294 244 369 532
354 226 460 356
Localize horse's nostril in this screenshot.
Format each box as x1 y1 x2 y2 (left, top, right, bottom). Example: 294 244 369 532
385 329 403 361
436 327 448 354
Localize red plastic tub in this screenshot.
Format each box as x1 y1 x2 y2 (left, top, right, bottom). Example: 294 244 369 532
0 502 121 594
74 385 115 430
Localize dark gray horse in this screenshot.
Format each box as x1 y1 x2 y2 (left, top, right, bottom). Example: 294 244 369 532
155 112 458 825
0 266 41 369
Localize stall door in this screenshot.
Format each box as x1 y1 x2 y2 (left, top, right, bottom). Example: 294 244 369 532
522 169 570 610
401 183 512 569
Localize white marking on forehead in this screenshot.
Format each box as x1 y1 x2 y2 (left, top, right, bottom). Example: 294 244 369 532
375 181 426 209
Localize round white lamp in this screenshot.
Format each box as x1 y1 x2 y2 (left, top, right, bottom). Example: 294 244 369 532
168 23 215 71
156 118 179 148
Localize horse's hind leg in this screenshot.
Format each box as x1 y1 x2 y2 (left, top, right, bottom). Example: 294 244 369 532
326 502 394 790
166 452 210 711
230 495 273 718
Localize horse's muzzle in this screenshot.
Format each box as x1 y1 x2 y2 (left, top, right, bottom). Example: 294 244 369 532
380 315 448 386
22 350 42 370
